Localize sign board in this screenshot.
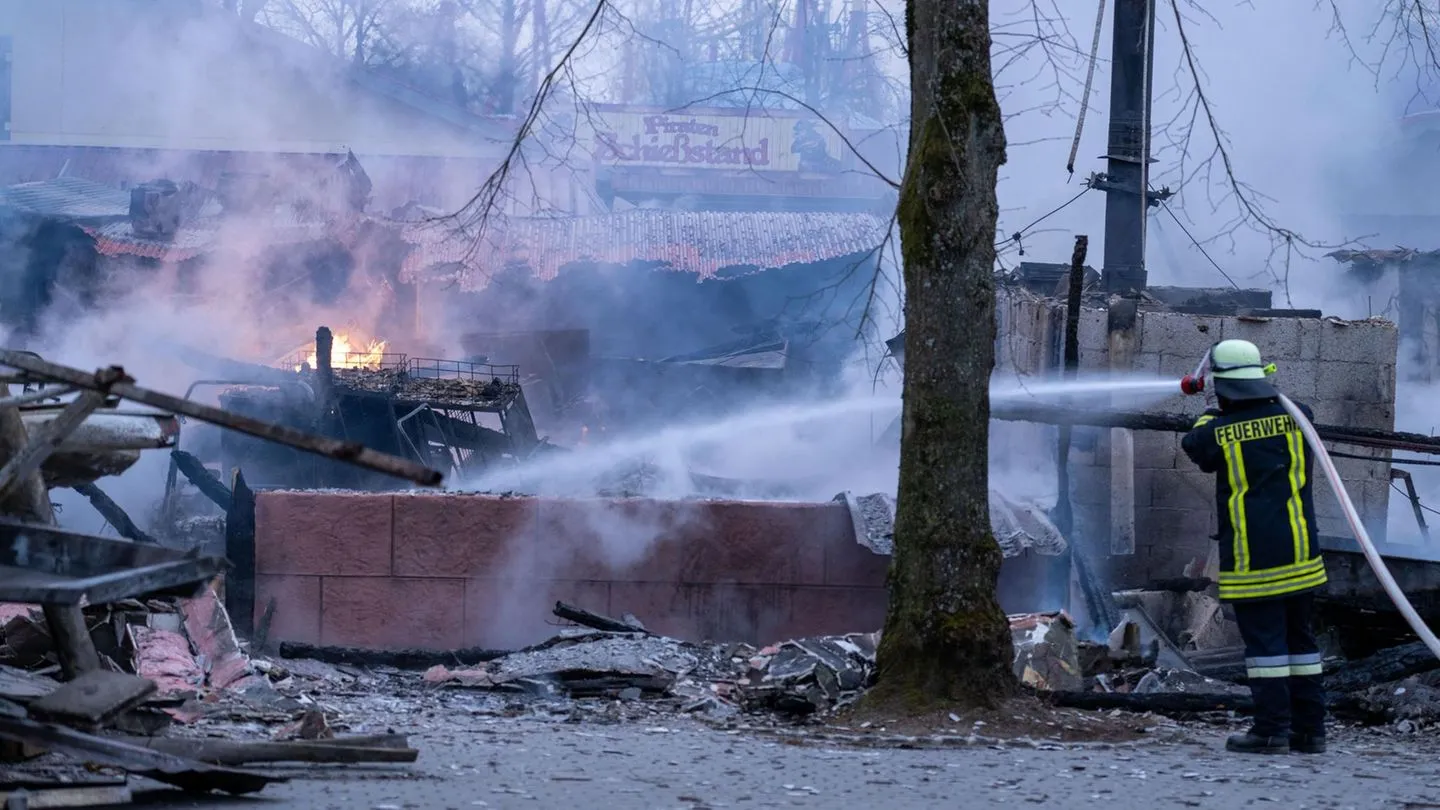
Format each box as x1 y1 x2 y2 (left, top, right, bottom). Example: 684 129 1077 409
590 108 847 173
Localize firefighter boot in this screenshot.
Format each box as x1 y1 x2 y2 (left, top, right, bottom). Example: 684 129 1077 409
1289 672 1327 754
1225 731 1290 754
1228 678 1291 754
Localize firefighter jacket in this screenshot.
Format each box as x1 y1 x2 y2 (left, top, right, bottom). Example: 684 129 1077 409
1180 398 1327 602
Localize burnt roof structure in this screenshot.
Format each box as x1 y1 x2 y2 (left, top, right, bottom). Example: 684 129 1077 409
396 209 891 289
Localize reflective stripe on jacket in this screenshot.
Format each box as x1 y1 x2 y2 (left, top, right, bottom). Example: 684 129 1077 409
1180 398 1327 601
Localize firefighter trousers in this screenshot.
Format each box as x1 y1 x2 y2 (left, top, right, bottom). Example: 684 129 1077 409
1231 591 1327 738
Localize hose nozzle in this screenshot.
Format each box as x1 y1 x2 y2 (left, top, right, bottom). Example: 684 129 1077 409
1180 374 1205 396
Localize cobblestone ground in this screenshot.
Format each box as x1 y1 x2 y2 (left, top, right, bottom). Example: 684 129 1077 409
139 713 1440 810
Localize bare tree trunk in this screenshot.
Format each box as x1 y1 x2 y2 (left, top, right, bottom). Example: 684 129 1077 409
867 0 1015 710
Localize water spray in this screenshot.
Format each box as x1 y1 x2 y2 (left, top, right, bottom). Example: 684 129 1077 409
1179 354 1440 662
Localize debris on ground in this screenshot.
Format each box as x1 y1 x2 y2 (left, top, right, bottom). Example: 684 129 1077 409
420 618 880 721
735 633 879 717
0 583 422 799
1009 612 1082 691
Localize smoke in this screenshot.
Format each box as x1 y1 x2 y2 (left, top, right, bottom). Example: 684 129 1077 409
0 3 495 534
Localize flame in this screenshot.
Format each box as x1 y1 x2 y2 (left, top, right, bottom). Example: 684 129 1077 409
296 332 388 371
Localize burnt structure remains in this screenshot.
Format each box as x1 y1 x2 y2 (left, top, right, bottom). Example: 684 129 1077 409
166 327 542 499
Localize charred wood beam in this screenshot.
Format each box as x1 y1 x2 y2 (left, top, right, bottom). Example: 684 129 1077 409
170 450 233 512
119 735 418 766
0 714 282 794
553 601 649 634
1052 234 1086 538
1324 641 1440 695
71 483 158 545
276 642 509 670
0 351 443 486
991 402 1440 456
225 470 255 637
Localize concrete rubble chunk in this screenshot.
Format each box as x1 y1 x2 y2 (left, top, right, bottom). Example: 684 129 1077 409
738 632 880 716
1009 611 1084 691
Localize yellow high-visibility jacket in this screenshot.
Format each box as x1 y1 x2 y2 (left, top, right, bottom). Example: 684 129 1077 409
1181 398 1327 601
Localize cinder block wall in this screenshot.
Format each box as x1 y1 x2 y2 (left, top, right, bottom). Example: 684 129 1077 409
995 289 1398 587
254 493 891 650
253 492 1064 651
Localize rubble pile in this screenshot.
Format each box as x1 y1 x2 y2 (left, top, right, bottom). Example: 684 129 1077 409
0 585 421 802
732 634 879 716
421 620 880 721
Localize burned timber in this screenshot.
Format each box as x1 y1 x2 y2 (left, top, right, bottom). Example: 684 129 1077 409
166 326 544 499
0 349 442 802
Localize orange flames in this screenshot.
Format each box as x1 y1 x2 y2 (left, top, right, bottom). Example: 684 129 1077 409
294 331 388 371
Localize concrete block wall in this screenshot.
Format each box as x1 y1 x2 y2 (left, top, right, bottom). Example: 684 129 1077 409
996 288 1399 588
252 492 1065 651
253 492 889 650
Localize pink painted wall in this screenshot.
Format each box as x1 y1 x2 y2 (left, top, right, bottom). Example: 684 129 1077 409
253 492 890 650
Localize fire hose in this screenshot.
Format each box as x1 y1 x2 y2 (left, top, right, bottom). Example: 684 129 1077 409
1181 350 1440 662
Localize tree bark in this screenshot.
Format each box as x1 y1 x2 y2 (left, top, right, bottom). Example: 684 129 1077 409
868 0 1015 710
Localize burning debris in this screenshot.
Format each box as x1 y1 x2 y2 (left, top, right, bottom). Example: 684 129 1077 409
170 328 542 496
0 349 443 803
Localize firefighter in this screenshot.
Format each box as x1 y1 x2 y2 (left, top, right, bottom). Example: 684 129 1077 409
1181 339 1327 755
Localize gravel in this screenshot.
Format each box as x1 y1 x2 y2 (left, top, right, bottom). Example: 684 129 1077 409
130 708 1440 809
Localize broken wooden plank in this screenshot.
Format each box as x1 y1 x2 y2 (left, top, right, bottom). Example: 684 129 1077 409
553 601 648 635
119 736 419 766
0 351 442 486
0 715 283 795
0 784 132 807
69 484 157 545
304 734 411 749
27 670 156 730
169 451 231 513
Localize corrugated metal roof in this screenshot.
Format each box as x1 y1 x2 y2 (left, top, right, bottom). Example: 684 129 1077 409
396 209 890 290
0 177 131 221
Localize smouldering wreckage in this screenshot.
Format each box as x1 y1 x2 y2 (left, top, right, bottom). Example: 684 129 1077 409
0 348 442 803
5 351 1440 804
